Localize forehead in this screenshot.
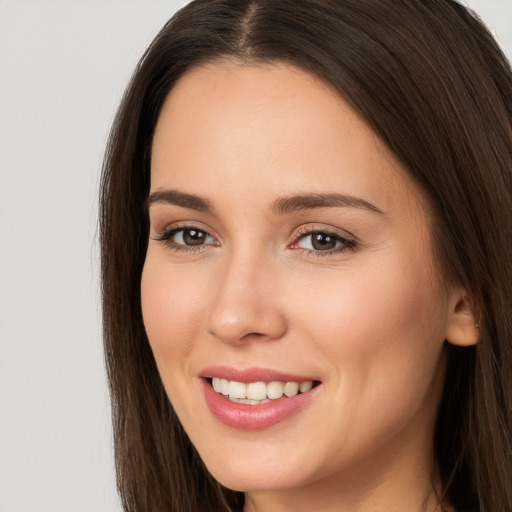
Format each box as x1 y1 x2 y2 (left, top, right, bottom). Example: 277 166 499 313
151 61 424 218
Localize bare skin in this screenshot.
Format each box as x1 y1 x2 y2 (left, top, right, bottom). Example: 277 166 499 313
142 61 478 511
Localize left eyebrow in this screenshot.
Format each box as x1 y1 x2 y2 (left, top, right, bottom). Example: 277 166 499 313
270 193 385 215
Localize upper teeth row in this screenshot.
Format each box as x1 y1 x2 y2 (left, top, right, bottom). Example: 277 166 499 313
211 377 313 400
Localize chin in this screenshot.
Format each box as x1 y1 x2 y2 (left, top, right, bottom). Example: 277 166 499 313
208 466 295 493
196 442 318 493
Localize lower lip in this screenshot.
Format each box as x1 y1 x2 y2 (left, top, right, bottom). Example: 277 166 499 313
201 379 320 430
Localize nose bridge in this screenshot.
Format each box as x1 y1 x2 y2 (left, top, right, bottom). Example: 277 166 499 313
207 245 286 344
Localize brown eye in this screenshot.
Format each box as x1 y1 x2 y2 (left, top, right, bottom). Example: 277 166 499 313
295 230 356 254
154 226 217 249
310 232 337 250
297 231 341 251
181 228 208 246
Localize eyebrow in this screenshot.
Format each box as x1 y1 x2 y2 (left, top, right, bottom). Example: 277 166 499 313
146 189 213 212
271 192 384 215
146 189 384 216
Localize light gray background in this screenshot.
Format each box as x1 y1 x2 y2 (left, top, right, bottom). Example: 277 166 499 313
0 1 510 511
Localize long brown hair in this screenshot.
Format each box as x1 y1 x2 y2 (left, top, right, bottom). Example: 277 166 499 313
100 1 512 510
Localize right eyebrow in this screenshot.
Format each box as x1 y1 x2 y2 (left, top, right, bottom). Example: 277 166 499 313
145 189 213 213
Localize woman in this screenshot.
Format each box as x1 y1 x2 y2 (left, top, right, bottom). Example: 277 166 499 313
100 1 512 510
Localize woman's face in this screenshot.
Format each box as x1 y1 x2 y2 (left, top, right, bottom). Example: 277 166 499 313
142 62 459 504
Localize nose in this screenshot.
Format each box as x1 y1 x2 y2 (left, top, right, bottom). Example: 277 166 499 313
206 251 287 345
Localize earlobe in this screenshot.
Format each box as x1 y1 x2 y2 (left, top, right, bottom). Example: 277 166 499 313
445 293 479 347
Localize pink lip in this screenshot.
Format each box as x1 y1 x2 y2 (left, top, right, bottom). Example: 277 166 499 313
200 365 319 383
199 366 321 430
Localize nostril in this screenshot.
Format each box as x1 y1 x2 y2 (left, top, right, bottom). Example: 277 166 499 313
240 332 266 341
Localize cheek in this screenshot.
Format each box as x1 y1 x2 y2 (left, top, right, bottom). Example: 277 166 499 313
141 258 206 370
140 256 215 430
285 259 448 468
294 255 447 404
300 263 439 343
347 272 434 345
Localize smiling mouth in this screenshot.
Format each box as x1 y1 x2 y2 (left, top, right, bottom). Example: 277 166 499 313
207 377 319 405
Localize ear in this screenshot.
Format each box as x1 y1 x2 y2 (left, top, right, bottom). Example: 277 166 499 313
445 291 479 346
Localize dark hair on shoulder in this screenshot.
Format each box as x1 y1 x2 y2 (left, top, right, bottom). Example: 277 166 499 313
100 1 512 510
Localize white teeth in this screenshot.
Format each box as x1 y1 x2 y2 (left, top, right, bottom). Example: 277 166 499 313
212 377 221 392
283 381 299 397
267 381 284 399
228 380 247 399
299 381 313 393
210 378 315 401
220 378 229 395
247 382 267 400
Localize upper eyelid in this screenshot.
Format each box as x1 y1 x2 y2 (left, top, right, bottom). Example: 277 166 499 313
292 224 357 242
153 221 218 239
151 221 357 246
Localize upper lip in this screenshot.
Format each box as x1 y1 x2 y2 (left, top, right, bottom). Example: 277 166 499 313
199 365 319 383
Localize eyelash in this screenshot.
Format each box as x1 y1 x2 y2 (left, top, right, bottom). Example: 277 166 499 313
153 224 217 254
152 224 357 256
292 226 357 257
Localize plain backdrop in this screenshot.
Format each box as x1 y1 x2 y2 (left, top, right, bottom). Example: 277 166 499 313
0 1 510 511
